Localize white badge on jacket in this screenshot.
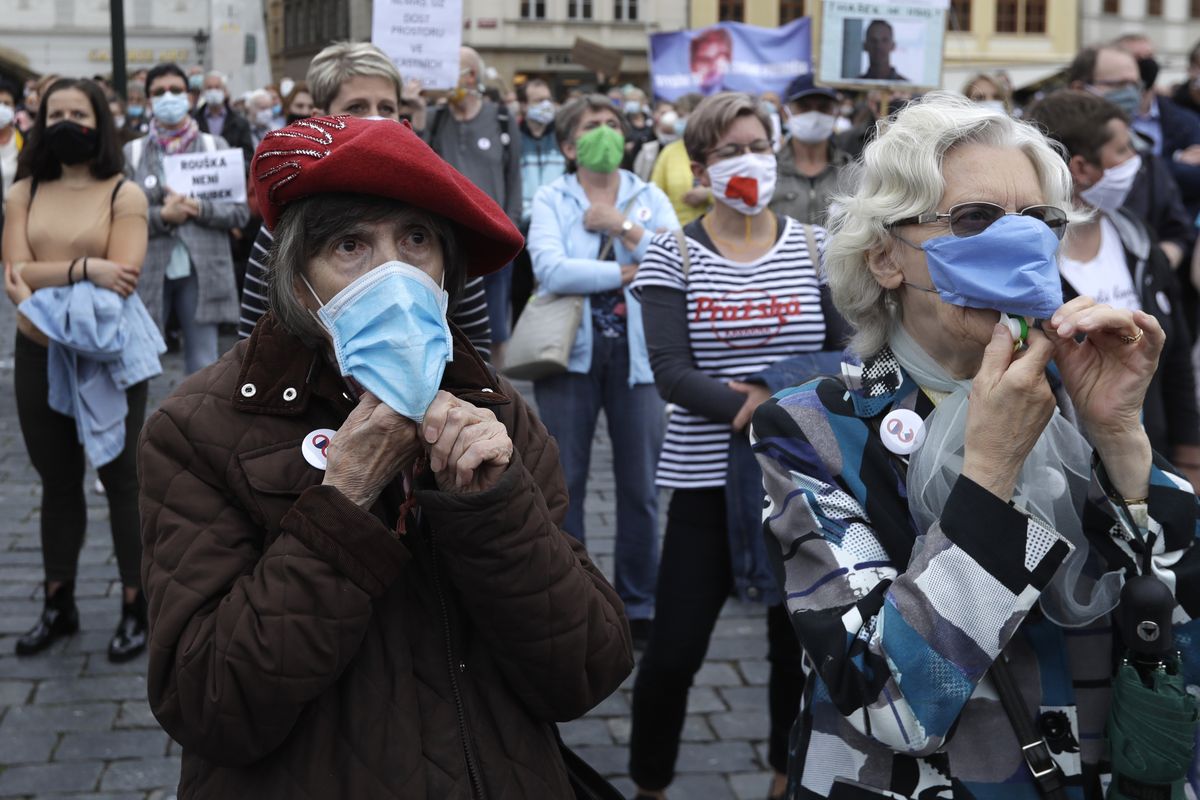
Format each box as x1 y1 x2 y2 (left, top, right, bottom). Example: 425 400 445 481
302 428 337 470
880 409 925 456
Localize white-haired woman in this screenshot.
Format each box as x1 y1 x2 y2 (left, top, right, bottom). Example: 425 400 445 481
751 93 1200 798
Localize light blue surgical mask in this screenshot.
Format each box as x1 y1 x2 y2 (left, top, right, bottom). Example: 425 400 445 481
151 92 190 125
303 262 454 422
1102 84 1142 118
898 214 1064 320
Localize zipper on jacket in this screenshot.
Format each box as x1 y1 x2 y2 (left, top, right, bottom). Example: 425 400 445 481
426 526 487 800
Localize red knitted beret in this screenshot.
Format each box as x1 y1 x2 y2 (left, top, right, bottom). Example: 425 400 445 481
252 115 523 277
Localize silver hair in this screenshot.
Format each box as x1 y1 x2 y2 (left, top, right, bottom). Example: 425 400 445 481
825 91 1080 357
305 41 401 112
248 88 273 107
205 70 227 88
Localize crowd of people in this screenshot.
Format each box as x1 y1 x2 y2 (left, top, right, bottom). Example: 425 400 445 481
3 26 1200 800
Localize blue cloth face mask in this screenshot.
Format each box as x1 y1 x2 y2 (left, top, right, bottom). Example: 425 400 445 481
303 262 454 423
904 213 1064 320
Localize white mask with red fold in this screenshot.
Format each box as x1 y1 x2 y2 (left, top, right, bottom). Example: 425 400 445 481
706 153 777 216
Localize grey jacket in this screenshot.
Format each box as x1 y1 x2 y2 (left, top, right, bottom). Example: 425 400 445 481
123 133 249 327
769 141 851 226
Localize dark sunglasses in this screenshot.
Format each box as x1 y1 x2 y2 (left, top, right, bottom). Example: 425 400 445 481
888 201 1069 241
149 87 186 98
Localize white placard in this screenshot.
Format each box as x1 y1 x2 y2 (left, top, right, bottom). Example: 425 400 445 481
372 0 464 90
161 148 247 203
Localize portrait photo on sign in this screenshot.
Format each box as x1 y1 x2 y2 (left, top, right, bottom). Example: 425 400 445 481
819 0 946 89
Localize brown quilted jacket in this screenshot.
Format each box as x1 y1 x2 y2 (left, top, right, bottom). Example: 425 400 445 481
138 314 634 799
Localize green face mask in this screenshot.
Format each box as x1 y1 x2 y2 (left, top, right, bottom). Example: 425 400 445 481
575 125 625 173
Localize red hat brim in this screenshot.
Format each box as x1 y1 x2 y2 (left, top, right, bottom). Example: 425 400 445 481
253 116 523 278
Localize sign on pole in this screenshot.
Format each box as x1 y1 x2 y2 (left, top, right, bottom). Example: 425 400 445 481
162 149 247 203
372 0 464 90
818 0 948 91
649 18 812 102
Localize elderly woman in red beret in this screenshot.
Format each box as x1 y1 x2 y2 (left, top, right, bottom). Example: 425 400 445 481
137 115 633 799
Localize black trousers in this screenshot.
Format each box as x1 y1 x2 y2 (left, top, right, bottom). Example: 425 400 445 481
14 332 147 587
629 487 803 790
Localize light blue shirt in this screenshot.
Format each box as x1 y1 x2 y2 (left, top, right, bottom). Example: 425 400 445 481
527 169 679 384
1132 96 1163 157
19 284 165 467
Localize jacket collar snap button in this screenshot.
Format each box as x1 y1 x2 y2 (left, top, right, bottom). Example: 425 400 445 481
283 387 298 402
240 383 257 398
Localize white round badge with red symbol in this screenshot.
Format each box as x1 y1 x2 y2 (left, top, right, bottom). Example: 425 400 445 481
302 428 337 470
880 409 925 456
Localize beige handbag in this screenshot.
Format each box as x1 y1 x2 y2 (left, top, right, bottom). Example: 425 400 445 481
504 202 633 382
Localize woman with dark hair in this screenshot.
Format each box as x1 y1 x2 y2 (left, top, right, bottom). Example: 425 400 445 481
2 77 151 660
138 115 631 797
125 62 248 375
283 81 314 123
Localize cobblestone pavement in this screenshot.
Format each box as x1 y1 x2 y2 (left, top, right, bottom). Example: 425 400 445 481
0 297 777 799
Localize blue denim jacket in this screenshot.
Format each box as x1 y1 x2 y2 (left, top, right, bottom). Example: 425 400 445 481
20 283 165 467
726 350 845 606
527 170 679 385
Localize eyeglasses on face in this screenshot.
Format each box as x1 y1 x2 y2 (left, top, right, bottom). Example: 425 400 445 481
887 201 1069 240
149 87 186 98
707 139 773 161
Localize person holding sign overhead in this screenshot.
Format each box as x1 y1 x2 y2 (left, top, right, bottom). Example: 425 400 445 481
125 62 249 374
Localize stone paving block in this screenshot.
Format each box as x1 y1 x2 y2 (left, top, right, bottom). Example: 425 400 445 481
0 680 34 705
559 718 613 747
0 654 86 681
719 686 769 713
669 773 737 799
0 760 102 795
685 686 727 714
83 652 149 677
113 700 158 730
99 757 181 792
709 710 770 741
51 631 114 657
729 770 777 800
0 729 57 764
675 741 760 775
57 729 170 762
588 690 630 717
35 674 147 705
707 637 767 660
736 659 770 686
605 713 713 746
568 744 627 777
0 702 118 733
713 617 766 638
695 662 744 687
0 604 41 633
32 793 143 800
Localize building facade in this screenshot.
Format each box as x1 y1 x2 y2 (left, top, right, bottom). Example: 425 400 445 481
279 0 686 98
0 0 270 96
1081 0 1200 86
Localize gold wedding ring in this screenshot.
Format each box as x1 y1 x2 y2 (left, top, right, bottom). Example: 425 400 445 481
1120 329 1144 345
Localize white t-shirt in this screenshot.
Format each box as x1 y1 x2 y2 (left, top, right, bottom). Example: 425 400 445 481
0 132 19 209
1059 217 1140 311
634 216 827 488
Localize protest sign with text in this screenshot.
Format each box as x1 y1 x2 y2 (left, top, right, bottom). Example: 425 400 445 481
649 18 812 102
819 0 948 90
162 148 246 203
372 0 463 90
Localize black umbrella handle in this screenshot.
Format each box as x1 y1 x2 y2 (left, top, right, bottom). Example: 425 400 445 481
1117 574 1175 670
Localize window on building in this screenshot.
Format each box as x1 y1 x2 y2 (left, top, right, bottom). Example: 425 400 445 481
779 0 804 23
1192 0 1200 17
947 0 971 31
718 0 744 21
568 0 592 18
1104 0 1120 12
614 0 637 21
522 0 547 18
995 0 1046 33
1148 0 1163 14
1024 0 1046 31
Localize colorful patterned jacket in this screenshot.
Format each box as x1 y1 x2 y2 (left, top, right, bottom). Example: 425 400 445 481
750 347 1200 800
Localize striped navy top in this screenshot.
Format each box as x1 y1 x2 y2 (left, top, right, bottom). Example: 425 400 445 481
634 215 826 488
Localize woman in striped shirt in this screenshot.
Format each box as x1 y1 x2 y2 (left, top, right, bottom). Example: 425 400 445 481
629 92 849 800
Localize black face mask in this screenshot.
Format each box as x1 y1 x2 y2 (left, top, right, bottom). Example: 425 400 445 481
1138 57 1159 90
46 120 99 165
285 113 307 125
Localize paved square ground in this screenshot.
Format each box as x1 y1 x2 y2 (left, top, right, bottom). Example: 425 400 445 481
0 297 778 799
